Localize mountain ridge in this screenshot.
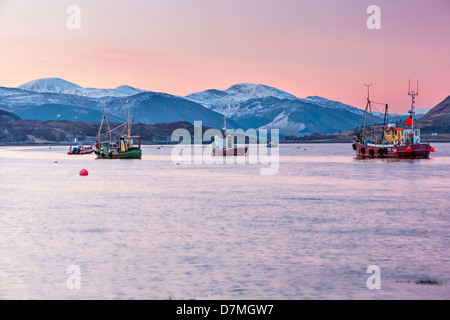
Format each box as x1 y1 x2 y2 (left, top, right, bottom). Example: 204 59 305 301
17 78 146 98
417 95 450 133
184 83 421 135
0 78 439 135
0 84 237 129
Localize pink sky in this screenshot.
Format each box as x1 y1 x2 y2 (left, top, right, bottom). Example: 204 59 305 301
0 0 449 112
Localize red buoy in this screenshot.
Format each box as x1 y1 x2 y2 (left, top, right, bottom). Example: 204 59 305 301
79 169 89 176
406 117 414 126
407 147 413 153
394 149 398 153
409 132 413 137
430 147 436 152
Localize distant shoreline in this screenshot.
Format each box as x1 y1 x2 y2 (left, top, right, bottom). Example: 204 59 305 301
281 139 450 144
1 140 449 147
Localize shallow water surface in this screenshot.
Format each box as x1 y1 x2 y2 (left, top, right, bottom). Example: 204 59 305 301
0 143 449 299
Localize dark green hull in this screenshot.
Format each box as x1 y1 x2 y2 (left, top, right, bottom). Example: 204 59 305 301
95 148 142 159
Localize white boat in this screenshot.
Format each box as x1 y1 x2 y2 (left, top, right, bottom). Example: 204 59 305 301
212 117 248 156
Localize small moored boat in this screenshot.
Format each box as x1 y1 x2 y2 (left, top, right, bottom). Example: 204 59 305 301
67 145 95 155
94 110 142 159
212 117 248 156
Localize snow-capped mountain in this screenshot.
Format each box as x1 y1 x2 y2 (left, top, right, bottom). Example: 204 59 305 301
0 82 232 128
2 78 431 135
114 85 145 96
225 83 298 100
227 97 364 135
186 84 365 119
185 83 298 112
0 86 28 97
104 92 237 128
17 78 146 98
18 78 82 94
185 84 366 134
184 83 429 134
302 96 365 116
305 96 429 119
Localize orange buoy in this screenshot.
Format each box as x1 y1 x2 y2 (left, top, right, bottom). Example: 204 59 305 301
79 169 88 176
407 147 413 153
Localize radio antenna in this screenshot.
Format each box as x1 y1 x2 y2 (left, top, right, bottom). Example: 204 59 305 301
408 79 419 96
408 79 419 130
364 84 373 101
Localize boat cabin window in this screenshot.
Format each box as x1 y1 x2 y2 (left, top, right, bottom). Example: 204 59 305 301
385 130 390 135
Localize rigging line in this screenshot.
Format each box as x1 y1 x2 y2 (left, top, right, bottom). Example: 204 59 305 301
388 105 402 115
367 104 389 126
371 102 402 118
370 100 389 105
370 103 383 115
370 102 404 118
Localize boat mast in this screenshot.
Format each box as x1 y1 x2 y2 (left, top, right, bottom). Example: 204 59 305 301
97 110 106 143
408 79 418 131
381 103 389 143
360 84 375 142
221 116 229 148
97 102 112 144
127 114 132 148
222 116 228 135
383 104 389 127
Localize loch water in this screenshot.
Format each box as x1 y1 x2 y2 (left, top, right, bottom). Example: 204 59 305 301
0 143 449 299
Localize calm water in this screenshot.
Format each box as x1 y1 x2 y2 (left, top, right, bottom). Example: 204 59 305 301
0 143 449 300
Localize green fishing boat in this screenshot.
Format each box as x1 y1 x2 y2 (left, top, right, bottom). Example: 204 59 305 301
95 110 142 159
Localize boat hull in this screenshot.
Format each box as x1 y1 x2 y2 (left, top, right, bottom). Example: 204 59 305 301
67 149 95 155
67 146 95 155
95 148 142 159
212 147 248 156
353 141 431 159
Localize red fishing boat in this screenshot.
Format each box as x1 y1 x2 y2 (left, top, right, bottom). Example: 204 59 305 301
352 81 436 159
